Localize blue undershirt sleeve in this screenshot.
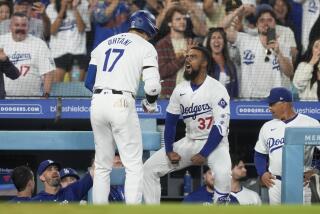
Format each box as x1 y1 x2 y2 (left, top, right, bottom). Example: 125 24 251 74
199 125 223 157
164 112 180 153
254 151 268 176
85 64 97 92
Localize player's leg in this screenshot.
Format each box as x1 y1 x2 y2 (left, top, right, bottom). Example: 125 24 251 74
268 179 281 204
90 94 116 204
207 142 231 203
143 137 199 204
111 94 143 204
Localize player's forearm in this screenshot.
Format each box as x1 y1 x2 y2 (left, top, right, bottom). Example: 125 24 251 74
254 151 268 176
164 113 179 153
278 53 294 78
199 125 223 157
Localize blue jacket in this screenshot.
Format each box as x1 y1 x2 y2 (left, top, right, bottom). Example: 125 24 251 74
9 196 31 203
183 186 213 204
31 173 92 203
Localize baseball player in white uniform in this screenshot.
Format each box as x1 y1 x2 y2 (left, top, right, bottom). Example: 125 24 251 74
230 155 261 205
0 12 55 98
254 87 320 204
143 46 232 204
84 10 161 204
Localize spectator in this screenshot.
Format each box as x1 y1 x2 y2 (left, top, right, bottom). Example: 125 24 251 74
9 165 35 203
91 0 132 48
270 0 295 30
293 0 320 53
221 4 293 98
46 0 90 82
0 12 54 98
59 168 80 188
293 36 320 101
31 159 93 203
156 6 194 98
0 0 50 41
0 1 11 22
0 48 20 99
205 27 238 98
230 154 262 205
183 166 214 204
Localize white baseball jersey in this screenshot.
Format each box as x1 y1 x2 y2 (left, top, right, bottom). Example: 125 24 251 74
90 32 158 96
46 3 90 58
294 0 320 52
255 113 320 176
143 76 232 204
166 76 230 141
235 32 291 98
0 33 55 96
231 186 262 205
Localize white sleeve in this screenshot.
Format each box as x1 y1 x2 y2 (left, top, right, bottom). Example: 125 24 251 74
166 88 181 115
292 62 314 92
254 125 268 154
142 46 158 68
38 41 56 75
212 87 230 137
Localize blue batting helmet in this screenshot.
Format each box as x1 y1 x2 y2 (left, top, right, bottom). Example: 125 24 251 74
129 10 158 38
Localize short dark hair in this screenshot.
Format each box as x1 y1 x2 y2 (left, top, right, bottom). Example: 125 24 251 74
11 166 33 192
255 4 277 24
190 45 213 70
230 153 244 169
11 12 28 19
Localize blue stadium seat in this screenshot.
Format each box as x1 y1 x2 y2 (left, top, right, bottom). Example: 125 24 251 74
50 82 92 97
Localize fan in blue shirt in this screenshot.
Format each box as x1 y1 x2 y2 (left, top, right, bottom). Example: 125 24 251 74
183 166 214 204
31 159 93 203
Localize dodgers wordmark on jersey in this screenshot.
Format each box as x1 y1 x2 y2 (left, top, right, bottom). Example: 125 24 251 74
0 33 55 96
166 76 230 141
90 32 158 95
255 113 320 176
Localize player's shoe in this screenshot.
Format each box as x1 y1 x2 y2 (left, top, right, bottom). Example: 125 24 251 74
310 174 320 203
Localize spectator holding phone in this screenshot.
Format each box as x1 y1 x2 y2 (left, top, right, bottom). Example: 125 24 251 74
221 3 293 99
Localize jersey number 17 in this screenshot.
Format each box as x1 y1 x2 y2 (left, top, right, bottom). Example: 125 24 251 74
103 48 124 72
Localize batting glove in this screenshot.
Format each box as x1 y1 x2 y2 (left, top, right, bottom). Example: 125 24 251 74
141 99 157 113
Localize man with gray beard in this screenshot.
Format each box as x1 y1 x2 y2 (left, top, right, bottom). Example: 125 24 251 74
31 159 93 203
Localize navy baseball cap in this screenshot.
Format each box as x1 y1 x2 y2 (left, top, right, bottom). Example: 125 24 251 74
59 168 80 180
37 159 61 176
266 87 293 105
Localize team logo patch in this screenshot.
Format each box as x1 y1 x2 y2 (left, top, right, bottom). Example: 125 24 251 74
243 50 255 65
218 98 227 109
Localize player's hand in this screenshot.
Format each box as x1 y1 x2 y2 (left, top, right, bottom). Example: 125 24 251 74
191 153 206 165
167 152 181 165
141 99 157 113
0 49 8 61
260 172 275 188
303 169 316 186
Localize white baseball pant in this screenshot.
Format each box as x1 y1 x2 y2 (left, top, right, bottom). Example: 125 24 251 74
90 90 143 204
143 137 231 204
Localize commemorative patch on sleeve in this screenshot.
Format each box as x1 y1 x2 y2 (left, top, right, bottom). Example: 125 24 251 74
218 98 227 109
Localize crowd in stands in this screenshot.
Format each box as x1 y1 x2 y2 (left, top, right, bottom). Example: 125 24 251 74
0 0 319 100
